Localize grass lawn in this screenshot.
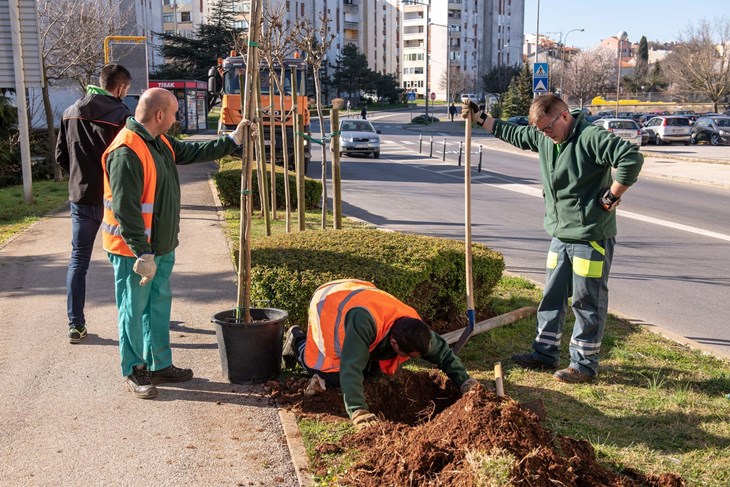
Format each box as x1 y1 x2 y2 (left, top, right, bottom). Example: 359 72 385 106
214 158 729 485
0 180 69 245
295 276 730 486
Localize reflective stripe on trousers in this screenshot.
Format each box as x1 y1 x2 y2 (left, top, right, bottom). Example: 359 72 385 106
533 237 614 376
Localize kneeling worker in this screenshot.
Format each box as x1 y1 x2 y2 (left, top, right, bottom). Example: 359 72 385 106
282 279 479 430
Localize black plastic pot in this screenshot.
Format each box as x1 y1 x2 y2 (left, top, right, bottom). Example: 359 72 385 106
211 308 287 384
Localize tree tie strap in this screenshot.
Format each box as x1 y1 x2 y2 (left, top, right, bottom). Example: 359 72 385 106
240 189 253 195
248 41 259 47
296 131 325 146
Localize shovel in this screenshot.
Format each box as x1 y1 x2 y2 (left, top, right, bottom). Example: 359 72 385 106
453 99 475 354
494 361 547 421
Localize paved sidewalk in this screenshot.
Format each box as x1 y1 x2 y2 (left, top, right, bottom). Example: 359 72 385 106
403 120 730 190
0 159 297 485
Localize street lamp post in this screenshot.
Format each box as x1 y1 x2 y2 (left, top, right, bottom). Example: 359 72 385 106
432 23 450 117
559 28 583 101
615 31 628 116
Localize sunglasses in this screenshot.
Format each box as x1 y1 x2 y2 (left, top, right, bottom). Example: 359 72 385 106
536 111 566 134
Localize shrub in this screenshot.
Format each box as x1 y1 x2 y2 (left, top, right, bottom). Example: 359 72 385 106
247 229 504 333
213 168 321 210
411 115 440 125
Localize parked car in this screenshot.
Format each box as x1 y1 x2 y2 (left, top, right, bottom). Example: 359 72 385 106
337 119 381 158
616 111 635 119
641 128 650 146
690 116 730 146
507 116 529 126
674 110 696 116
641 116 691 145
592 118 643 146
460 93 479 104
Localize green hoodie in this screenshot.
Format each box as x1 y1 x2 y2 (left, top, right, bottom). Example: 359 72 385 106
492 112 643 240
106 118 237 257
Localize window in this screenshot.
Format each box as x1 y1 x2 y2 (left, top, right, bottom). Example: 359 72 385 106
163 13 174 23
180 11 191 22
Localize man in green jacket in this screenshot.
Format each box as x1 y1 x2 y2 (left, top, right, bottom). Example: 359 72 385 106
103 88 255 399
282 280 478 430
463 94 643 383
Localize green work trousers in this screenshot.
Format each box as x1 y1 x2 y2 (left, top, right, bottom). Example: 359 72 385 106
108 251 175 377
532 238 614 376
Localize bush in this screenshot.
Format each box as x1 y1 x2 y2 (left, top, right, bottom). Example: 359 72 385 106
247 229 504 332
213 168 321 210
411 115 440 125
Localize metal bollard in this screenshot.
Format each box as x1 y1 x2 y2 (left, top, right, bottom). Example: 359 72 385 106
478 145 483 172
419 133 422 153
442 138 447 161
429 136 433 157
458 141 463 166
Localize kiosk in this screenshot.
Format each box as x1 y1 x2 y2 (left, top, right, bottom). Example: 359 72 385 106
148 80 208 133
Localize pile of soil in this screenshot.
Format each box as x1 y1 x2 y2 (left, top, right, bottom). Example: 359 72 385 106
271 370 685 486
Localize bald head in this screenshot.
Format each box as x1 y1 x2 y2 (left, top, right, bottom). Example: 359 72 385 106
135 88 178 137
136 88 176 123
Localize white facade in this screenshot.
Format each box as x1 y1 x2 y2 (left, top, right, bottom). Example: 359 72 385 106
400 0 525 102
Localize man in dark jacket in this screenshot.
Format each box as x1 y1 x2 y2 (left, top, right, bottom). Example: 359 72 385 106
56 64 132 344
463 94 643 384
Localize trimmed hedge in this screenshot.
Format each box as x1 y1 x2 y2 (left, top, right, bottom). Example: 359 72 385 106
213 168 321 210
247 229 504 333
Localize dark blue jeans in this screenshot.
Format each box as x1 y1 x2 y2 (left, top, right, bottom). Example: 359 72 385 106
66 203 103 327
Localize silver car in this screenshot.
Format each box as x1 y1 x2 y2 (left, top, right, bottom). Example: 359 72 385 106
338 120 381 158
592 118 643 146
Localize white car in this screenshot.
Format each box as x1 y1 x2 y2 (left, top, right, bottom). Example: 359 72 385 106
337 119 381 158
592 118 643 146
642 116 691 145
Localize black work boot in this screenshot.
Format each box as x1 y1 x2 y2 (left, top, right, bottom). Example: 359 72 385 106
126 365 158 399
282 326 306 369
511 353 558 371
149 364 194 385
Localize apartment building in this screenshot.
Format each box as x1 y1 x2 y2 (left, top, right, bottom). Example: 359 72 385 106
136 0 523 102
402 0 524 102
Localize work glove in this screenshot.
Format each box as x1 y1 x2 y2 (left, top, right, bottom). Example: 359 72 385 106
461 100 487 127
229 118 258 146
133 253 156 286
598 187 621 212
460 378 480 395
351 409 379 431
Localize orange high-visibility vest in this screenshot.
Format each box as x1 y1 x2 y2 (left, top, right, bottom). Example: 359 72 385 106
100 128 174 257
304 279 422 374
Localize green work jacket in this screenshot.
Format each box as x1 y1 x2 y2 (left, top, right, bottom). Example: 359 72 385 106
106 118 237 257
339 307 470 417
492 111 643 240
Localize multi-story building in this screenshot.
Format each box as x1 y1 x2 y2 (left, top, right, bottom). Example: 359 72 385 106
133 0 524 101
401 0 524 102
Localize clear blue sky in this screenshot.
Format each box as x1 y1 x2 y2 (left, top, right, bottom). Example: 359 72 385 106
523 0 725 49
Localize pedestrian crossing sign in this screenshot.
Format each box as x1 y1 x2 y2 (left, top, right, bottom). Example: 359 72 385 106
533 63 549 93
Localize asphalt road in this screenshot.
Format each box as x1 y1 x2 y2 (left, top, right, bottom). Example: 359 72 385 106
310 111 730 358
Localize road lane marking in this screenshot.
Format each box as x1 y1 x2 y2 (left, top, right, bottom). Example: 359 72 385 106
383 137 730 243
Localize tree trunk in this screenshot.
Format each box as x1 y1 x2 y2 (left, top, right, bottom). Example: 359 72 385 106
313 70 328 229
41 75 62 181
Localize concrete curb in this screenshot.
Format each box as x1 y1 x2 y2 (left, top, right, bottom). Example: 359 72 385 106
278 405 314 487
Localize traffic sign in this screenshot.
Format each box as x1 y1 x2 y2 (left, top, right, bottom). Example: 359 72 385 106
533 62 549 93
407 92 416 102
430 92 436 100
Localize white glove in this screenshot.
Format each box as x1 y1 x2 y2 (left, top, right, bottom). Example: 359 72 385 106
460 378 480 395
133 253 156 286
351 409 379 431
229 118 258 145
